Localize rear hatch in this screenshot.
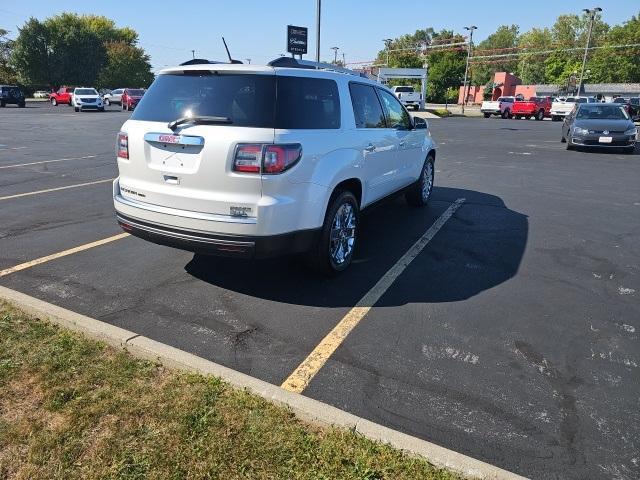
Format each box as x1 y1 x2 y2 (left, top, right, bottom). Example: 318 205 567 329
117 69 276 218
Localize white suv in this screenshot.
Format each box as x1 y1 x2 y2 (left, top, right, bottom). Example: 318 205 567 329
113 58 437 274
72 87 104 112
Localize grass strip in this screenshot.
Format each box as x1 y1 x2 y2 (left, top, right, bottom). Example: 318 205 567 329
0 302 461 480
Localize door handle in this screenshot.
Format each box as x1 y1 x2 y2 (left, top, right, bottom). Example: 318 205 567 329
364 144 376 152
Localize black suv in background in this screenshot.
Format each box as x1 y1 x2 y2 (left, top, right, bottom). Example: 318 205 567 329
0 85 26 108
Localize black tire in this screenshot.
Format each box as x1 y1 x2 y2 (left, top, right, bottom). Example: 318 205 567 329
51 98 57 106
306 190 359 275
552 116 561 122
74 107 79 112
18 102 25 108
501 109 510 119
535 110 544 121
566 137 574 150
0 101 5 107
98 107 104 112
405 155 435 207
483 113 491 118
514 115 521 120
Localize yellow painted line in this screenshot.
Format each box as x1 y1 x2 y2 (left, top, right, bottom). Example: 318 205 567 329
0 178 115 201
0 233 130 277
0 155 97 169
281 198 466 393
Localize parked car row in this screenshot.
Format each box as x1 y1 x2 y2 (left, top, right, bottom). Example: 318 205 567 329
46 86 145 112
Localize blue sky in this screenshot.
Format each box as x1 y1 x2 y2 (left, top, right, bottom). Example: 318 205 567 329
1 0 638 71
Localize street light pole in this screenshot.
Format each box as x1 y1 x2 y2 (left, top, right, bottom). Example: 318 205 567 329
191 49 195 59
383 38 392 66
331 46 339 64
315 0 321 62
578 7 602 96
342 52 345 66
461 26 477 115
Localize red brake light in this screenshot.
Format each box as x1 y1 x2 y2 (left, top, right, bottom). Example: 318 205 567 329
263 144 302 174
233 143 302 174
233 144 262 173
117 132 129 159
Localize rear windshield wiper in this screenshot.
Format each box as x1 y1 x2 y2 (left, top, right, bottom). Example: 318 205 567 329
168 115 232 131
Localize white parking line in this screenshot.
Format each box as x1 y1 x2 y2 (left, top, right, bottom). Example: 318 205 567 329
0 155 97 169
281 198 466 393
0 178 115 201
0 146 28 151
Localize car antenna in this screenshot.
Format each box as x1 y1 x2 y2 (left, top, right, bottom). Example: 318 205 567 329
222 37 243 64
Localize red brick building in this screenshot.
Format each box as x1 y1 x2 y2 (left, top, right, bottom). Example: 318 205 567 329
459 72 535 104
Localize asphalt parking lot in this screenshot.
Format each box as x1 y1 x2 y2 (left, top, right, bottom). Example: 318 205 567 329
1 102 639 479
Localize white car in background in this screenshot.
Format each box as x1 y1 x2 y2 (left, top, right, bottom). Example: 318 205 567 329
104 88 124 106
33 90 50 98
72 88 104 112
481 96 515 118
551 96 597 121
113 58 437 274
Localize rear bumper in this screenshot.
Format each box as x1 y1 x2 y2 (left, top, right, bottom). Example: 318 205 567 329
550 110 569 117
481 109 501 114
116 212 319 258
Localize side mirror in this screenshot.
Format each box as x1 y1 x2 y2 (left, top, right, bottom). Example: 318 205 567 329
413 116 428 130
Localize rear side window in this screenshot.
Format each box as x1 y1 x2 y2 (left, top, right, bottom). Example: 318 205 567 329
349 83 385 128
394 86 414 93
275 76 340 129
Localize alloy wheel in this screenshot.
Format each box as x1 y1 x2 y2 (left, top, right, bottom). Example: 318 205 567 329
329 203 356 266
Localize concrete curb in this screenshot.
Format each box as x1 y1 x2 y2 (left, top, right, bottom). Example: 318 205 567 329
0 285 528 480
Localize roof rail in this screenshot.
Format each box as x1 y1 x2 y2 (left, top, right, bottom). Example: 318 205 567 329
268 57 367 78
179 58 226 66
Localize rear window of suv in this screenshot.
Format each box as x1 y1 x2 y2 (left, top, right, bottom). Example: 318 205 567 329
131 73 340 129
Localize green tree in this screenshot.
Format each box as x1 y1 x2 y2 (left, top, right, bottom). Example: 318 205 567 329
517 27 553 84
97 41 154 88
0 28 18 84
424 30 466 102
588 12 640 83
11 13 150 87
472 25 520 86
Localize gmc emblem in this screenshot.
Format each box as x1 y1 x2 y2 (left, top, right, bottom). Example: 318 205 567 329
158 134 180 144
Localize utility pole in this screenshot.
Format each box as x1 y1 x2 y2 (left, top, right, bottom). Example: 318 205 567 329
383 38 392 66
191 49 195 59
578 7 602 96
331 46 339 64
315 0 321 62
461 26 477 115
342 52 345 66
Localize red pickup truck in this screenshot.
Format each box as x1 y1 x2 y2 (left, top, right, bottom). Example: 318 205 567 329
512 96 552 121
49 87 74 106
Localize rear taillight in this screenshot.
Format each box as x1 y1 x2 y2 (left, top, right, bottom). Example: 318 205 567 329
233 144 302 174
233 144 262 173
117 132 128 159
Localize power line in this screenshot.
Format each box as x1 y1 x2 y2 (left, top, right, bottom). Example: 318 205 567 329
471 42 640 60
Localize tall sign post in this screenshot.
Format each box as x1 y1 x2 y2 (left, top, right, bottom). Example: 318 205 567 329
287 25 308 58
